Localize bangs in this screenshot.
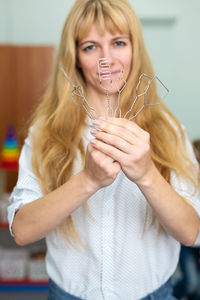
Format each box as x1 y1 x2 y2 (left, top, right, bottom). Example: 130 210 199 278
75 2 130 41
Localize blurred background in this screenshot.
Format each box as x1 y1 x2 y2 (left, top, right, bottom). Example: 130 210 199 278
0 0 199 299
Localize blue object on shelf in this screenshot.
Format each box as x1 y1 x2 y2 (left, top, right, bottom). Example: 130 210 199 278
0 282 49 292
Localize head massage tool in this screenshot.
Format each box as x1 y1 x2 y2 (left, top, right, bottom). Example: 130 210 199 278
124 73 169 120
98 58 113 117
60 62 169 121
98 58 128 118
59 66 98 120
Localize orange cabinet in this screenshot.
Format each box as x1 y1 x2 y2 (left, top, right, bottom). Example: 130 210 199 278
0 45 54 192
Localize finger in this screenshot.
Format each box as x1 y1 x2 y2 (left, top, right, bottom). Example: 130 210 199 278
91 129 132 154
93 118 148 143
91 138 127 163
107 117 144 136
103 117 142 134
87 141 96 152
112 160 121 174
106 118 150 144
92 120 137 145
88 141 115 163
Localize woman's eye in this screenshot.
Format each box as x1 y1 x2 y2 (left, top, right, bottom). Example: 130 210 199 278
115 41 126 46
83 45 96 51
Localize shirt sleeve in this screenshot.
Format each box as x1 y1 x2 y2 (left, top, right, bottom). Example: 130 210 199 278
7 130 43 237
170 127 200 219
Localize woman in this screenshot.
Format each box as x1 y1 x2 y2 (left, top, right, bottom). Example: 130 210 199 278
8 0 200 299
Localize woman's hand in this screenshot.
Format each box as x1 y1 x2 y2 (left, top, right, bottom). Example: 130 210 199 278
83 142 121 190
90 117 154 186
90 118 200 246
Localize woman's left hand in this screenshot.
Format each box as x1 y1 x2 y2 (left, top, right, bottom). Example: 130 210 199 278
90 118 200 246
90 118 155 186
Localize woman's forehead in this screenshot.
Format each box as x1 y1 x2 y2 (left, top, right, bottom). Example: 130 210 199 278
77 18 130 42
78 23 128 42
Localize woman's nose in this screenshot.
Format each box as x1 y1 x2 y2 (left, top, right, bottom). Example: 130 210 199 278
100 47 114 65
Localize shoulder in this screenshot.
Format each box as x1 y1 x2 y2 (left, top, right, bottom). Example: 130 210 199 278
18 126 36 168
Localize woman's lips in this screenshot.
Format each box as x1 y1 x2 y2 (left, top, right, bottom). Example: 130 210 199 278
99 70 120 76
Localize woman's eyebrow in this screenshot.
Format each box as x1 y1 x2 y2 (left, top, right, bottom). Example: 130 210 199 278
79 40 97 46
112 35 129 40
79 35 130 46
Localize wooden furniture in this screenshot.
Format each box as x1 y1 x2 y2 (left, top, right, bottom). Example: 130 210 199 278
0 45 54 192
0 44 53 294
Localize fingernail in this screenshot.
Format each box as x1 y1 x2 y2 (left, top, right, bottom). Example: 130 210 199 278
90 129 98 136
93 119 103 126
90 138 97 144
89 124 102 131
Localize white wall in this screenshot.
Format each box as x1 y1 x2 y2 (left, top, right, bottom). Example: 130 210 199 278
133 0 200 140
0 0 73 45
0 0 199 139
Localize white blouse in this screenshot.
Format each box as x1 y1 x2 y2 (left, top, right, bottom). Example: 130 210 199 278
8 125 200 300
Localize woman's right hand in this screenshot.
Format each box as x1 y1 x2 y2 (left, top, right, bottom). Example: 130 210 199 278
83 142 121 190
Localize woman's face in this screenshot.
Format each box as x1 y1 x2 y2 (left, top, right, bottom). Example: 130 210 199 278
77 23 132 95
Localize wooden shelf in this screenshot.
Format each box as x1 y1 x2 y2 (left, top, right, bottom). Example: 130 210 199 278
0 44 53 293
0 222 9 229
0 160 18 171
0 166 18 171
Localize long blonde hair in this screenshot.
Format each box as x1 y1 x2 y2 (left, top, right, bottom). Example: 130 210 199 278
31 0 198 244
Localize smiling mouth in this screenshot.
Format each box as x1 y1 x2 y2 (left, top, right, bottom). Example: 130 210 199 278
98 70 120 77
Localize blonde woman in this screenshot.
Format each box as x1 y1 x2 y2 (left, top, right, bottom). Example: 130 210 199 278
8 0 200 299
